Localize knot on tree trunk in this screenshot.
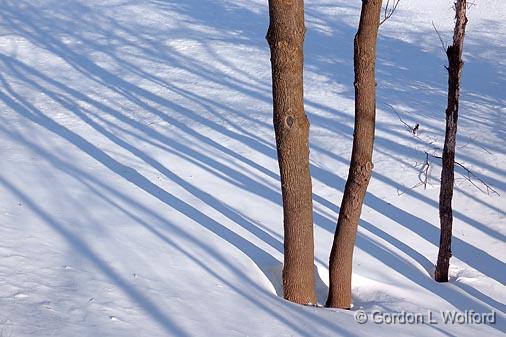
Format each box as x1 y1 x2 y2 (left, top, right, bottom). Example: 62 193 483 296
285 115 294 129
350 161 374 185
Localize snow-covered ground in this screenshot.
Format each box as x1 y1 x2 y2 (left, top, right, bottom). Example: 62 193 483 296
0 0 504 336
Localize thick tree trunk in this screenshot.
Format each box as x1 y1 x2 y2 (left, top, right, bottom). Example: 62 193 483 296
266 0 316 304
435 0 468 283
326 0 382 309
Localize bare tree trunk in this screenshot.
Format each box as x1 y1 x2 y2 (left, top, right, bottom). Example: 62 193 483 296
435 0 468 283
266 0 316 304
326 0 382 309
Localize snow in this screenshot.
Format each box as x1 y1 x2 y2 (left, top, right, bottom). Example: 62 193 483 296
0 0 504 336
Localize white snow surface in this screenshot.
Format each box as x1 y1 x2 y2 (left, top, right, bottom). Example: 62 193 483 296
0 0 505 336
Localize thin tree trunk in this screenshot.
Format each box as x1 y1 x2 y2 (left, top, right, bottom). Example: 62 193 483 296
435 0 468 283
326 0 382 309
266 0 316 304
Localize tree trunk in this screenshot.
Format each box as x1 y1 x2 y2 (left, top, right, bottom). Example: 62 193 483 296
435 0 468 283
326 0 382 309
266 0 316 304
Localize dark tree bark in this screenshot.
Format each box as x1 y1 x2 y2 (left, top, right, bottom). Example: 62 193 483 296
266 0 316 304
435 0 468 283
326 0 382 309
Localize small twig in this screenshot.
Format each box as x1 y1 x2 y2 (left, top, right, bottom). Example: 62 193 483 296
379 0 401 26
417 152 432 190
421 152 431 189
475 143 493 155
384 103 420 135
432 21 447 54
398 154 431 195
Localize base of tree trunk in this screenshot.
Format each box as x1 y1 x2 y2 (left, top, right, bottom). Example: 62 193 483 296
434 271 449 283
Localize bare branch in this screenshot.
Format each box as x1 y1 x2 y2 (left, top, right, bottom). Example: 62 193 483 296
428 153 500 196
420 152 431 189
379 0 401 26
384 103 420 135
432 21 447 54
391 123 499 197
398 150 500 197
397 153 432 196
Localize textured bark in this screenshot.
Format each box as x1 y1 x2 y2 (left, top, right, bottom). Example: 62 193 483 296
435 0 468 283
266 0 316 304
326 0 382 309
